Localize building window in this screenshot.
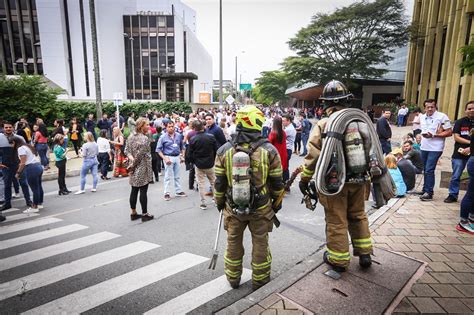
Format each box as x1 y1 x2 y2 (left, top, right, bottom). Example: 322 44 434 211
0 0 42 74
124 14 175 99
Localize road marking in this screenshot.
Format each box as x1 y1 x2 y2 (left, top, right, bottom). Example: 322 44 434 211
145 269 252 315
0 241 159 301
0 218 63 235
0 224 88 250
23 252 209 314
1 208 20 214
42 178 129 197
0 232 120 272
0 213 39 224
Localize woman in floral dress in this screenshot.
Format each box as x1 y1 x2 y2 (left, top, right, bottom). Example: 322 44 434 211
110 127 128 177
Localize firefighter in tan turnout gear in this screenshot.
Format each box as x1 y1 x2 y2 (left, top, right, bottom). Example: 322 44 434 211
214 105 284 290
300 80 380 272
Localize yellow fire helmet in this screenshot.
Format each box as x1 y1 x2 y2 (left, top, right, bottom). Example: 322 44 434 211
236 105 265 132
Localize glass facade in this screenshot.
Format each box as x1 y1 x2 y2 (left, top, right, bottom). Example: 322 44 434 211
123 14 175 100
0 0 42 74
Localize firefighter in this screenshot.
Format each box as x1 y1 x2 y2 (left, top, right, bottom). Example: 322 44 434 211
299 80 373 272
214 105 284 290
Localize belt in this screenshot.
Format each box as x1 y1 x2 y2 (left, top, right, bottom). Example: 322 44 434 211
165 153 180 157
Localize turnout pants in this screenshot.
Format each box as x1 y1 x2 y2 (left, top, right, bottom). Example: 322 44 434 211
319 183 372 268
224 211 273 288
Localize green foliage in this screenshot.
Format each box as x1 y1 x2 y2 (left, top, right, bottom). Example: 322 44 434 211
254 70 289 105
460 34 474 75
282 0 409 84
0 75 62 123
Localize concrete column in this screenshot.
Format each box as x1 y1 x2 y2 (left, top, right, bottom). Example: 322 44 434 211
183 79 190 102
161 79 167 102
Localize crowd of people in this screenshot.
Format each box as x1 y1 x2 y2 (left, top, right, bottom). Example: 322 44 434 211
0 99 472 237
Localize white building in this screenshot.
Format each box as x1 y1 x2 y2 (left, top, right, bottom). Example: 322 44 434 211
0 0 213 103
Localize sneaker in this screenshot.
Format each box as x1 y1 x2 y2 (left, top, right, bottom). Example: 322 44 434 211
74 190 85 195
164 194 171 201
0 215 5 222
91 188 97 192
456 222 474 235
130 213 142 221
176 192 187 197
323 251 346 272
37 204 44 209
23 207 39 214
200 203 207 210
12 192 18 198
141 213 154 222
420 192 433 201
0 204 12 211
443 195 457 203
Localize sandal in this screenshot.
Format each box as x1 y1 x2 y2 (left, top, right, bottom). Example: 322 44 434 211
141 213 154 222
130 213 142 221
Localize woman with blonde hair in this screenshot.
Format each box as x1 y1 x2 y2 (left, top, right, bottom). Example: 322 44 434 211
125 118 154 221
110 127 128 177
75 132 99 194
385 154 407 197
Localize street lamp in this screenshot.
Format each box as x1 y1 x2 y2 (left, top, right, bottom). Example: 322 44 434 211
123 33 135 99
219 0 223 108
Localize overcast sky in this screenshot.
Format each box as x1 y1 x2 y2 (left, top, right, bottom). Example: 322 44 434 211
183 0 414 86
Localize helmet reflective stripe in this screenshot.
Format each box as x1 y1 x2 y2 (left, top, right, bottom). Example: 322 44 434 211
236 105 265 132
319 80 353 101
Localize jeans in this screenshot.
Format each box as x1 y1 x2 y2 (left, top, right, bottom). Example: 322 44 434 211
2 164 31 205
283 149 293 182
379 139 391 155
460 156 474 220
25 163 44 206
421 150 443 194
98 153 110 178
397 115 405 127
55 159 67 191
294 133 302 152
164 155 183 195
36 143 49 167
80 158 98 190
130 184 148 214
448 158 468 198
301 133 309 155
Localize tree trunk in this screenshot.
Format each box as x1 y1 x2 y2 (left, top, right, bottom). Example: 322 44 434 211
89 0 102 120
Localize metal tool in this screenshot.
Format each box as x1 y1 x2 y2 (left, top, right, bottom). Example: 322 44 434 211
208 211 224 270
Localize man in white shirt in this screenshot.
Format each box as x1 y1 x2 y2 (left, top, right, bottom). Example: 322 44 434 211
282 114 296 186
419 99 453 201
397 104 408 127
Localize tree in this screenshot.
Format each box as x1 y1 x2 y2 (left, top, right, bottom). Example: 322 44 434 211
282 0 409 85
0 75 62 123
254 70 289 105
460 34 474 75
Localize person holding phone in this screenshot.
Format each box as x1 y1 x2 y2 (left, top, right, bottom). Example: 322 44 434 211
419 99 453 201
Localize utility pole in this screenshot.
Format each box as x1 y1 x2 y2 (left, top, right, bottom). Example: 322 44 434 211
219 0 223 108
90 0 102 120
235 56 237 103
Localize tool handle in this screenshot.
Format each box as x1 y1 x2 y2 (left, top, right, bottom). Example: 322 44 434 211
213 211 223 250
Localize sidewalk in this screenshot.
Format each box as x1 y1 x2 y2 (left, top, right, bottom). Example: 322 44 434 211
42 150 84 181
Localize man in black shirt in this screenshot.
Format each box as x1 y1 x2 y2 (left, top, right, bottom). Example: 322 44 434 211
376 110 392 155
402 140 423 173
187 120 218 210
445 101 474 203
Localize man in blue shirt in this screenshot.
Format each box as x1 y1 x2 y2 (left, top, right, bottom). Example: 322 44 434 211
299 113 312 156
157 121 186 201
205 113 226 148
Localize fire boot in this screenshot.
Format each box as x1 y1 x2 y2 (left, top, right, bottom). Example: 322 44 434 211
359 254 372 269
323 251 346 273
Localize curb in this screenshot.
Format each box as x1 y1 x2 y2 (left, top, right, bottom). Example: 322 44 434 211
217 185 417 314
42 169 81 182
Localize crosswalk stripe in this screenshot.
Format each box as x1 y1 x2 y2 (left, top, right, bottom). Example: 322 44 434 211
0 241 159 301
23 252 209 314
1 208 20 214
0 224 88 250
0 232 120 272
0 218 63 235
0 213 39 223
145 269 252 315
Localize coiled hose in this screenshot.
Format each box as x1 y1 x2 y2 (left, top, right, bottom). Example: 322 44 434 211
315 108 396 202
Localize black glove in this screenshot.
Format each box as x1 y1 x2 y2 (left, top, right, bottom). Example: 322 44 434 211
272 203 282 213
299 180 310 196
216 204 225 212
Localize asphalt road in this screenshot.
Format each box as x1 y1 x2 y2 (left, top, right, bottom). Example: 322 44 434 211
0 155 354 314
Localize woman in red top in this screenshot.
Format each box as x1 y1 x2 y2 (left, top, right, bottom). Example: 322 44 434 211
268 116 288 176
